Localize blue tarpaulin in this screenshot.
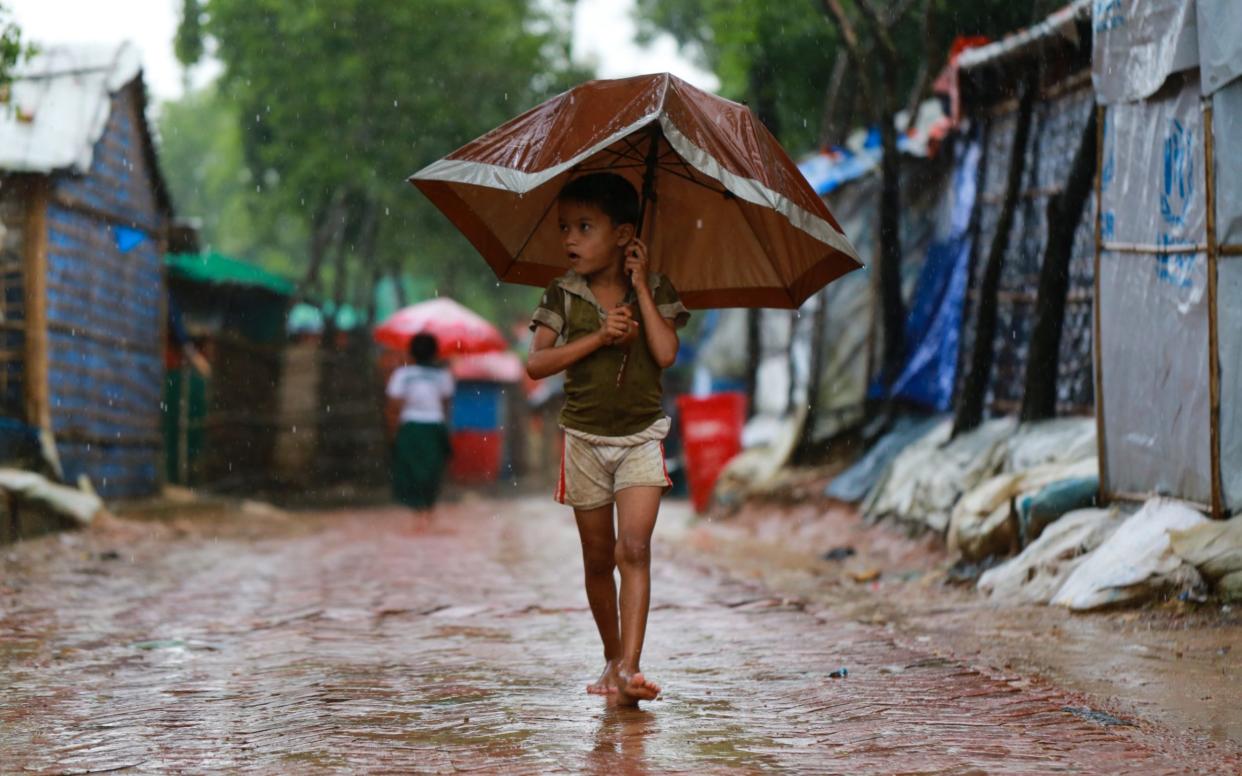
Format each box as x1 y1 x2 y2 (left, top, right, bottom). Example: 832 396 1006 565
112 225 147 253
871 136 980 411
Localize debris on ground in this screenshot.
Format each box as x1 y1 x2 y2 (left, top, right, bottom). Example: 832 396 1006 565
0 467 105 527
822 546 856 561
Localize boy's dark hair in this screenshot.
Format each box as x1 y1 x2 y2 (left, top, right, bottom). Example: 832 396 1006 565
408 332 439 365
558 172 640 227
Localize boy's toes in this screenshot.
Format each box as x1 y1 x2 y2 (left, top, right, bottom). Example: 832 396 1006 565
627 672 660 701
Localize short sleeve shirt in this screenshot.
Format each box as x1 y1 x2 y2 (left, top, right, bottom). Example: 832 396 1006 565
530 271 690 437
386 365 454 424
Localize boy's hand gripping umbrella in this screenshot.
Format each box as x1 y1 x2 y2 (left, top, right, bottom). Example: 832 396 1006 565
408 72 861 312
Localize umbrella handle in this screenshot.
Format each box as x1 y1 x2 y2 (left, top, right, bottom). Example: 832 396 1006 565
617 126 661 388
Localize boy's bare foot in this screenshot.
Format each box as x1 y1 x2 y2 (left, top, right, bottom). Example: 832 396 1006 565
613 669 660 706
586 660 620 695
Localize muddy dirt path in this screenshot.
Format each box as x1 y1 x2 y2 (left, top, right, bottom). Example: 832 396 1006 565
1 497 1238 774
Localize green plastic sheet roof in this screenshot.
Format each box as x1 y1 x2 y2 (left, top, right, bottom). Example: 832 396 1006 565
166 252 296 297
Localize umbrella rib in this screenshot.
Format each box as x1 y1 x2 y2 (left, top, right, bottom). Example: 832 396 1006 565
511 190 564 267
732 191 798 308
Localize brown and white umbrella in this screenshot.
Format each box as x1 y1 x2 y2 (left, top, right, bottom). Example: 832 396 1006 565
409 73 861 309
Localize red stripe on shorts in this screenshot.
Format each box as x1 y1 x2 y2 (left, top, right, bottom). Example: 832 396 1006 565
660 442 671 486
555 434 567 503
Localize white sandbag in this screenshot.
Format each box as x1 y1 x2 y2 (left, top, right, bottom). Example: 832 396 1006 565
1052 499 1208 610
865 417 1014 533
0 467 104 526
1002 417 1097 472
948 458 1098 560
1169 514 1242 583
978 508 1123 604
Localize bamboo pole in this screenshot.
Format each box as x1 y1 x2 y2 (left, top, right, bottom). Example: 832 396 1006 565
22 177 50 432
1204 100 1223 519
1092 104 1110 504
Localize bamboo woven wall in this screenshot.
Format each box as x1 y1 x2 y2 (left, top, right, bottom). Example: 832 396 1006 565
44 85 165 498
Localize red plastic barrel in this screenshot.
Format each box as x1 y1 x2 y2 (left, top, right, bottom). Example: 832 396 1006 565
450 430 503 484
676 392 746 512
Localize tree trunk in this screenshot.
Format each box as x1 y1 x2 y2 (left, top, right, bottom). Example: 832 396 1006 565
321 209 354 347
298 188 347 305
797 288 831 460
745 308 761 418
876 63 906 388
1020 107 1098 422
953 74 1038 436
818 50 850 149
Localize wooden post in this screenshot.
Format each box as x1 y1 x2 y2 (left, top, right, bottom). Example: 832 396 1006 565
1092 104 1111 505
1204 99 1223 519
22 177 50 432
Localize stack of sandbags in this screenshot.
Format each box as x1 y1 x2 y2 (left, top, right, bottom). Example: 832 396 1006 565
978 508 1122 603
864 417 1014 533
1170 516 1242 601
1051 499 1207 610
948 458 1098 560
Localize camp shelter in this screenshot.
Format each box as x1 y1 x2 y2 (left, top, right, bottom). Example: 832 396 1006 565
951 0 1097 419
0 42 172 498
164 251 294 488
1092 0 1242 518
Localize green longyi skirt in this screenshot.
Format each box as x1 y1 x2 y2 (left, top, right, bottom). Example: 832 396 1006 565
392 421 451 510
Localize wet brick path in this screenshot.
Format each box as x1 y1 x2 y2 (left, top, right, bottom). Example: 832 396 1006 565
2 497 1239 774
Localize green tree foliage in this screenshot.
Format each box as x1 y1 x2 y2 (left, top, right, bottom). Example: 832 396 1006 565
0 2 31 91
174 0 205 70
179 0 587 325
637 0 840 152
637 0 1050 152
158 85 306 275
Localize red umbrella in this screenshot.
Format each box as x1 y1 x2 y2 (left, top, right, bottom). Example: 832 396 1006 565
409 73 861 309
374 298 507 357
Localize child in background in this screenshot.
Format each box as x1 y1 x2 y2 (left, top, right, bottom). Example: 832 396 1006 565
387 332 454 514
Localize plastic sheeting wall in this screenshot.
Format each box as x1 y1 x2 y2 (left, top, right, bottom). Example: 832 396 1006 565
957 85 1097 417
1098 74 1213 506
1216 79 1242 510
47 87 164 498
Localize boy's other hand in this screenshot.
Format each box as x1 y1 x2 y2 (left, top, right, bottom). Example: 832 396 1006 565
601 304 638 346
624 239 650 293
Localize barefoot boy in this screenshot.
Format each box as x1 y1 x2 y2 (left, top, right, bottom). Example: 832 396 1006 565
526 173 688 706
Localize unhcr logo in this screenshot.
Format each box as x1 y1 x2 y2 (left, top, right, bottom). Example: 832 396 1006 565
1160 118 1195 227
1093 0 1124 32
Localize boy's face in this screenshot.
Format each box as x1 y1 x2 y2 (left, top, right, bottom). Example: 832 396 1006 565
557 200 633 277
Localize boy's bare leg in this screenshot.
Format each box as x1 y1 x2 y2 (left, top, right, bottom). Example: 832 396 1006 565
574 504 622 694
612 486 662 705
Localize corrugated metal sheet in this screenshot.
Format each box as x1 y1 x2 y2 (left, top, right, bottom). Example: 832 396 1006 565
0 42 143 174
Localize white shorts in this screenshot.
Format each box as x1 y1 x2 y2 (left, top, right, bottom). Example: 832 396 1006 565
556 418 672 510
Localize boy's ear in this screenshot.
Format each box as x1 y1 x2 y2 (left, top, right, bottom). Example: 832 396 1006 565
615 222 635 246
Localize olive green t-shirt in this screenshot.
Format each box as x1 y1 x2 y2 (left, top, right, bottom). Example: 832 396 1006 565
530 271 690 437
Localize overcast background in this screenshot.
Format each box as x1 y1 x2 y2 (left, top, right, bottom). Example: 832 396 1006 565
6 0 719 103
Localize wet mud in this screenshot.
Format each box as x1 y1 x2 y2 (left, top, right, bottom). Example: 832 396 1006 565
1 497 1238 773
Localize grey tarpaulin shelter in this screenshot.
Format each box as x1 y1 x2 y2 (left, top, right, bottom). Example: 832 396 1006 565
1093 0 1242 518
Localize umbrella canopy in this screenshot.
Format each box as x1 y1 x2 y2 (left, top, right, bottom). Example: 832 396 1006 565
374 298 507 357
410 73 861 309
